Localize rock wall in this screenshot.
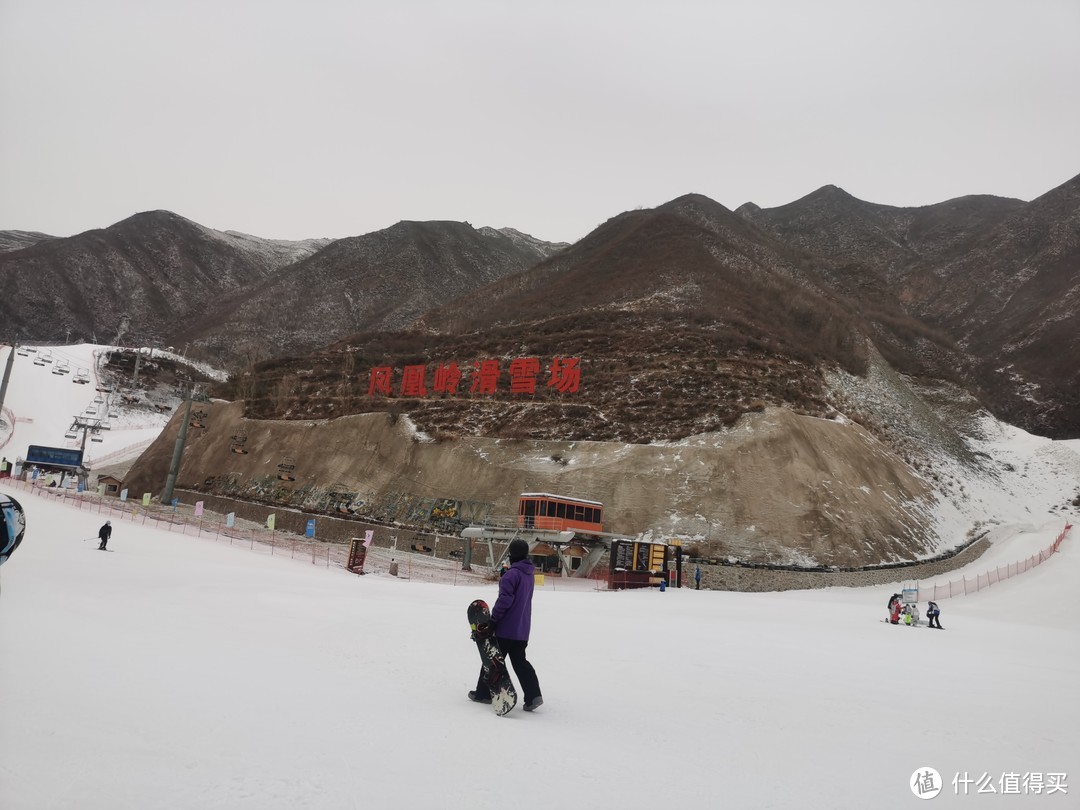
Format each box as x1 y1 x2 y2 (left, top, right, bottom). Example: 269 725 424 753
690 537 990 592
124 401 942 566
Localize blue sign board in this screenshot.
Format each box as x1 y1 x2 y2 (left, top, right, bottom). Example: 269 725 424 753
25 445 84 469
305 519 316 538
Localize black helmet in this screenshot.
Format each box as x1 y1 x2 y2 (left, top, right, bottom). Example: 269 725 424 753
508 539 530 562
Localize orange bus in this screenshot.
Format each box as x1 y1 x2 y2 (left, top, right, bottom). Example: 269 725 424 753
518 493 603 534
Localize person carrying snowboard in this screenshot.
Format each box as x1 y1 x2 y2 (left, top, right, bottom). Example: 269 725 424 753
98 520 112 551
469 538 544 711
927 600 943 629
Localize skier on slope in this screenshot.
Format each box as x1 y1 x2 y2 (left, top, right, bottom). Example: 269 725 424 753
98 520 112 551
926 600 943 629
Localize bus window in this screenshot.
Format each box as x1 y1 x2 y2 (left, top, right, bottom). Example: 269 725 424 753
539 501 549 517
556 502 566 519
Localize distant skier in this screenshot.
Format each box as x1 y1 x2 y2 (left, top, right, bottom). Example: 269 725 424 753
887 593 902 624
926 600 943 629
98 520 112 551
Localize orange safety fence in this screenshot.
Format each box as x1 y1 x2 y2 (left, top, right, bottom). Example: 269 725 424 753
915 522 1072 601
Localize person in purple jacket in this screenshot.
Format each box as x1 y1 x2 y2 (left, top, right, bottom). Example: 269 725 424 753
469 538 544 711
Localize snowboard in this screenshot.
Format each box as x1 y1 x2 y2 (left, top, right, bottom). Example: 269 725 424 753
468 599 517 716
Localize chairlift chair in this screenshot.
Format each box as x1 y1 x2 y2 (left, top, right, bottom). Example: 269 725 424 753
90 433 103 443
16 347 29 356
33 357 46 367
65 429 78 440
41 352 53 363
94 393 105 403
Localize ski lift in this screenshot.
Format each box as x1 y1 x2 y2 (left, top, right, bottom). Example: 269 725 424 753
33 356 46 367
99 420 111 430
85 405 97 415
94 393 105 404
52 364 66 375
16 346 29 356
40 351 53 363
74 368 91 384
109 409 118 418
65 429 78 440
56 360 70 374
90 433 103 443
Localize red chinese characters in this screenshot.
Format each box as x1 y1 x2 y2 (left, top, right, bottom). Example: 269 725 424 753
432 362 463 395
399 364 427 397
367 357 580 398
547 356 581 393
508 357 541 394
368 366 393 396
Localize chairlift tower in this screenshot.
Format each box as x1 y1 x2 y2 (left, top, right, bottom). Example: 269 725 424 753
67 415 104 456
161 379 201 505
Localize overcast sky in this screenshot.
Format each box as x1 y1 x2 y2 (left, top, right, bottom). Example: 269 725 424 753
2 0 1077 243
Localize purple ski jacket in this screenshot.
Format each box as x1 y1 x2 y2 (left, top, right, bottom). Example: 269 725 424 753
490 558 535 641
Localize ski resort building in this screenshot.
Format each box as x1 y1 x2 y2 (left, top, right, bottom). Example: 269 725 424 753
461 492 683 588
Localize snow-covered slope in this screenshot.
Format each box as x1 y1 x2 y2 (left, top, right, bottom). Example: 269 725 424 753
0 484 1074 809
0 344 173 470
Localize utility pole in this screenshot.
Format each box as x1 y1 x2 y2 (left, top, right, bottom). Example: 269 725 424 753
113 315 129 348
161 381 197 505
0 345 15 430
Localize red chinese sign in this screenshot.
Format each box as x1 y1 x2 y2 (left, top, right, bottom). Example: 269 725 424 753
367 357 581 398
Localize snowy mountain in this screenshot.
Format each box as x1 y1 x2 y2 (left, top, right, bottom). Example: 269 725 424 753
0 211 568 369
175 219 569 362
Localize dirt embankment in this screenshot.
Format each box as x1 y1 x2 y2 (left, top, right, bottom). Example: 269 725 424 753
124 400 941 567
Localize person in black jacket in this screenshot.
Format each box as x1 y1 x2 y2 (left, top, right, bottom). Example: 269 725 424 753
926 600 943 629
98 520 112 551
